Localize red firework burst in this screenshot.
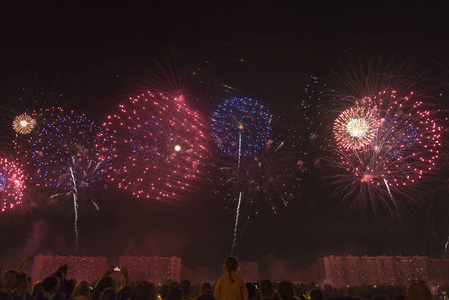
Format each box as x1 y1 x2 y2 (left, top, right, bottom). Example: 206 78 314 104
0 156 25 213
104 91 208 201
330 89 443 212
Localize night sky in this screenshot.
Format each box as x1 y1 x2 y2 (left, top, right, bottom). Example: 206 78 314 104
1 0 449 278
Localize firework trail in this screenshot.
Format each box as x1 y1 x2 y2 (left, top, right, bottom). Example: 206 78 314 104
104 91 208 202
330 89 442 212
15 108 112 249
211 97 272 254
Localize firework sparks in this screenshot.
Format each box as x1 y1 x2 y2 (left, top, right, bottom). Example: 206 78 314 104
330 90 442 212
211 97 274 254
215 115 305 215
12 114 37 134
334 104 379 150
0 156 25 213
17 108 112 249
104 91 208 201
211 97 272 158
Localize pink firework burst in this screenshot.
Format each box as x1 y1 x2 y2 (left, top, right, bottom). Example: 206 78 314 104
104 91 208 201
330 89 443 212
0 156 25 213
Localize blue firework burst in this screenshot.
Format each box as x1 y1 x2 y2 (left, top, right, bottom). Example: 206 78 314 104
211 97 272 158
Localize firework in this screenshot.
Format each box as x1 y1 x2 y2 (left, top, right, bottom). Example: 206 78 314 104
12 113 37 134
216 115 305 214
13 107 64 158
18 109 111 189
211 96 272 254
211 97 272 159
17 108 112 248
104 91 208 201
333 104 379 150
0 156 25 213
331 89 442 211
0 71 64 139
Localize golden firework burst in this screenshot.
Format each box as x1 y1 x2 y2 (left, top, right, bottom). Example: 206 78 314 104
12 114 36 134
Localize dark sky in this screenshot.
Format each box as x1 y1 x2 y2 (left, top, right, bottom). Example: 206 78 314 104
1 0 449 278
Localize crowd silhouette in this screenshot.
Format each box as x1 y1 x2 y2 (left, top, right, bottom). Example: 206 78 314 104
0 256 439 300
